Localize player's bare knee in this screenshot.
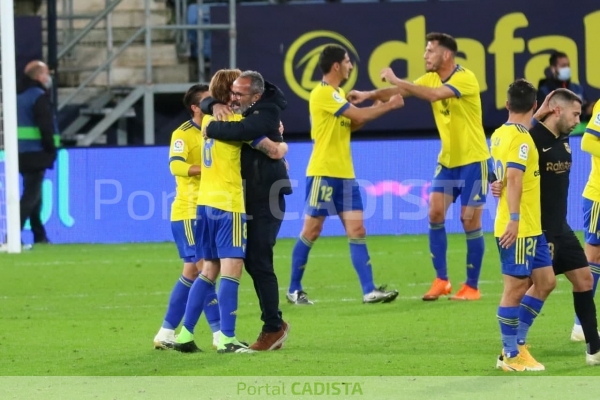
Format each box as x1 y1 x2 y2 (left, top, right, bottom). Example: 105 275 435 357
501 279 529 306
346 224 366 238
537 273 557 296
182 263 199 281
569 268 594 292
461 218 481 232
202 260 220 281
428 208 445 224
301 222 323 242
586 245 600 265
221 258 244 279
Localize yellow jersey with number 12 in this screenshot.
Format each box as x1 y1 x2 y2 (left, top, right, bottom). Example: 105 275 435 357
583 101 600 203
490 123 541 238
169 120 202 221
414 65 489 168
197 113 248 213
306 82 354 179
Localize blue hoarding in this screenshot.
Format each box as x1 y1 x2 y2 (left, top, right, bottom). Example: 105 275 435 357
210 1 600 134
1 136 592 244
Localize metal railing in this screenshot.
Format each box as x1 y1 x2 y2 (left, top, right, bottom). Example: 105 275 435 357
55 0 237 116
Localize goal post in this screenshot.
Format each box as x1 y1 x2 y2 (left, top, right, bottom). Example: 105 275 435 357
0 0 22 254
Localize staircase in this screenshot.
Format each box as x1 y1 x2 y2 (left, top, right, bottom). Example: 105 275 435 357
37 0 195 145
44 0 189 87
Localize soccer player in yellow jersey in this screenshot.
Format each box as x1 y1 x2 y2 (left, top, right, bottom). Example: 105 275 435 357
491 79 556 372
153 84 221 350
287 44 404 305
349 33 491 301
580 99 600 340
174 69 287 353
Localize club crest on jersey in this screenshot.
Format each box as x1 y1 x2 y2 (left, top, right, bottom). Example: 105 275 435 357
564 143 571 153
332 91 344 104
519 143 529 160
172 139 184 153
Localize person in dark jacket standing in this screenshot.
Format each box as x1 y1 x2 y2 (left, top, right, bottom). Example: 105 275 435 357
201 70 292 351
17 60 59 244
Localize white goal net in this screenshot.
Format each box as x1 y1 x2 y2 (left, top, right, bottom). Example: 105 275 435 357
0 0 22 253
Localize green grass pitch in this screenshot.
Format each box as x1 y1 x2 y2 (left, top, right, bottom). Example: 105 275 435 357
1 233 600 377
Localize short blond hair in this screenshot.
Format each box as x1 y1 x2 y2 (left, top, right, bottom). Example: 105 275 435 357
209 69 242 103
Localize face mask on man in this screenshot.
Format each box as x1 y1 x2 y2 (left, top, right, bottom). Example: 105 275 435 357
557 67 571 81
43 75 53 89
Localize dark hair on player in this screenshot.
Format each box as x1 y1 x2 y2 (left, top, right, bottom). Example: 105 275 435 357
319 44 347 74
426 32 458 54
183 83 209 117
551 88 583 105
507 79 537 113
549 51 568 67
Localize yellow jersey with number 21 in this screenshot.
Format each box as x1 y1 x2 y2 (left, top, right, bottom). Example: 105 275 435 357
490 123 541 238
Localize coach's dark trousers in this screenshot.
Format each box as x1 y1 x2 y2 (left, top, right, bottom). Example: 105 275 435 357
245 194 285 333
19 170 48 242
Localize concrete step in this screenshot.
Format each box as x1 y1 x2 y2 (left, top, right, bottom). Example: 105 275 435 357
57 87 107 105
41 0 167 14
44 27 175 47
69 43 179 68
76 63 190 86
44 9 171 30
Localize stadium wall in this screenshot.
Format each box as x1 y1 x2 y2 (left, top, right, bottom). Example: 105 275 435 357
6 136 592 244
210 1 600 134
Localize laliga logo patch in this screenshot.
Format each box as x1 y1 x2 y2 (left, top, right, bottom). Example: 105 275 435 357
284 30 359 101
595 112 600 126
332 91 345 104
519 143 529 160
172 139 184 153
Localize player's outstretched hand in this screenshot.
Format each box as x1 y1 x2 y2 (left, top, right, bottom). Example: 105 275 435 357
380 67 399 85
213 104 233 121
347 90 369 105
499 220 518 249
388 94 405 109
533 90 556 121
491 180 503 198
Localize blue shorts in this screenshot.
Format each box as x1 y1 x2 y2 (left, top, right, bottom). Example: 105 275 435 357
496 234 552 277
195 205 246 260
304 176 363 217
171 219 198 263
431 159 492 206
583 198 600 245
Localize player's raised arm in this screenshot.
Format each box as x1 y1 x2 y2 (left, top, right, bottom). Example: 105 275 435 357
347 86 409 105
380 67 457 103
341 94 404 127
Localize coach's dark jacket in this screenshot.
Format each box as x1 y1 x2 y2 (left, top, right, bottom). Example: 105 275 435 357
201 81 292 203
17 76 59 172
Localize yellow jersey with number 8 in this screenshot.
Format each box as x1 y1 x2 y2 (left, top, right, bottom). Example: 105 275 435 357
197 113 247 213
